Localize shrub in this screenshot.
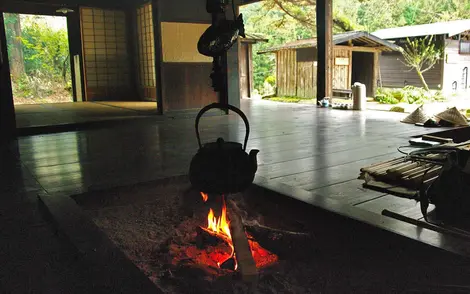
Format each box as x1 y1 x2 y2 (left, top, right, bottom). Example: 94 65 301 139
374 86 446 105
263 96 315 103
374 90 400 104
391 88 404 100
265 75 276 87
12 69 67 100
390 106 405 113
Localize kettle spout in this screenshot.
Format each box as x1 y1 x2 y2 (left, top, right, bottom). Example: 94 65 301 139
249 149 259 173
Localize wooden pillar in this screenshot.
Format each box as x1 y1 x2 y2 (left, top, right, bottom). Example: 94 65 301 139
248 43 254 97
316 0 333 102
348 49 353 87
372 51 379 96
125 6 139 101
224 0 241 110
152 0 164 114
0 14 16 140
67 9 85 102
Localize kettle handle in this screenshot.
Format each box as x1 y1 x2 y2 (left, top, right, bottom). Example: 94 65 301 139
195 103 250 151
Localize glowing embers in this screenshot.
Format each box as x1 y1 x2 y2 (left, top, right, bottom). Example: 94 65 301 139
197 192 277 271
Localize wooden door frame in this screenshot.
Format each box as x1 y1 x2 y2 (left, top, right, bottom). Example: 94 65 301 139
0 13 16 139
67 8 86 103
1 5 82 103
152 0 164 114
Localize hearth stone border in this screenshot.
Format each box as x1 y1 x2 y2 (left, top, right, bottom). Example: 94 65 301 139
38 174 470 294
253 176 470 258
38 191 162 294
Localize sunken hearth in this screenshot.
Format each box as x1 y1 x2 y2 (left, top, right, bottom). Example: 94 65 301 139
72 176 315 293
72 176 470 293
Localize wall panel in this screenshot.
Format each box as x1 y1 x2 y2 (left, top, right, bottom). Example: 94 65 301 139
379 52 442 90
160 22 211 63
442 39 470 93
276 50 297 97
161 63 217 111
332 48 351 90
80 7 132 100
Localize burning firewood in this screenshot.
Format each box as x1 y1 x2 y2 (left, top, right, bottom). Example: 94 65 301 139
192 192 280 285
226 199 259 285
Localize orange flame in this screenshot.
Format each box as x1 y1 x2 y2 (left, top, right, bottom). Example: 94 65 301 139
200 192 208 202
201 195 237 269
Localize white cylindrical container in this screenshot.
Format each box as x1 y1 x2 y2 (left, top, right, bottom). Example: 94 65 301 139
352 82 366 111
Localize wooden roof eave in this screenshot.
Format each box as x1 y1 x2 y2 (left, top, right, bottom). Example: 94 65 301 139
241 38 269 44
258 43 398 55
258 32 400 54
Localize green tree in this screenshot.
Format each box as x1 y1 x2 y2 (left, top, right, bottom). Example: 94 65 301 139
400 36 443 91
241 0 470 94
4 13 25 78
20 16 70 82
357 0 406 32
4 14 71 102
241 2 314 92
263 0 362 32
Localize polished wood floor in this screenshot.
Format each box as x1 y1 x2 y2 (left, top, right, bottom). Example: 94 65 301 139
10 99 438 210
0 99 444 292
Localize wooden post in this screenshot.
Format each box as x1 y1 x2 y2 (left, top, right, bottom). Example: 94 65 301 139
248 43 254 97
348 49 353 87
372 51 379 96
0 13 16 140
152 0 164 115
67 11 86 103
316 0 333 102
125 7 139 102
226 0 241 110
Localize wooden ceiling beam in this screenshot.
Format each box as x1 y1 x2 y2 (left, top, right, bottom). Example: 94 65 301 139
240 0 262 5
1 0 132 12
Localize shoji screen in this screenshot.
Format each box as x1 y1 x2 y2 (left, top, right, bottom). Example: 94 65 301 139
136 3 156 101
80 7 131 101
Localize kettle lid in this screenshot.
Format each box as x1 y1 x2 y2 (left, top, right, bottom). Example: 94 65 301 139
203 138 242 150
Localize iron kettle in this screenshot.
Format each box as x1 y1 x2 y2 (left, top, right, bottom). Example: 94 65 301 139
189 103 259 194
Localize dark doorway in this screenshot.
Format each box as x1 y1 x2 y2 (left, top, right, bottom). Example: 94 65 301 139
0 13 16 139
352 51 374 97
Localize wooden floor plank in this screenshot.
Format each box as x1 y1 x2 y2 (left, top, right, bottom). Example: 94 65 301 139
354 195 420 216
312 179 387 205
275 153 398 190
11 99 455 217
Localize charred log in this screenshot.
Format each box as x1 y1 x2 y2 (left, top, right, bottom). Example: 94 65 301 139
196 226 224 249
220 257 236 270
228 199 313 258
244 221 313 259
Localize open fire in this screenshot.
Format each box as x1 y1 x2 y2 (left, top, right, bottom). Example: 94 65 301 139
198 192 277 271
200 192 237 269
